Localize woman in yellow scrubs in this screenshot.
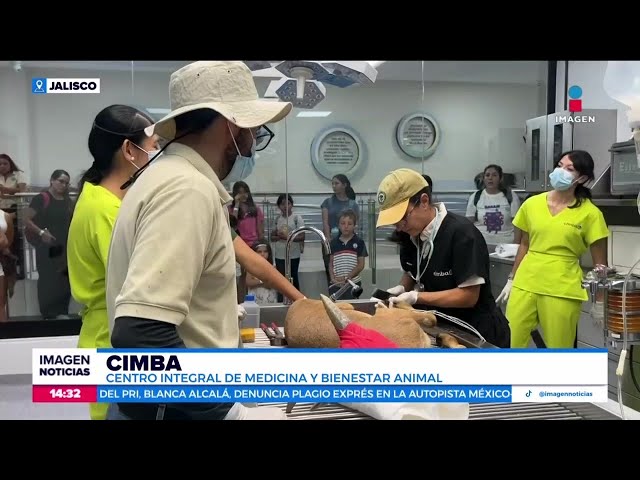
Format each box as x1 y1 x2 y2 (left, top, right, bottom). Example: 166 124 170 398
67 105 159 420
498 150 609 348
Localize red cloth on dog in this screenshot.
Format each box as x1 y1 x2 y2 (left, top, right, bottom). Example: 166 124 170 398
338 322 398 349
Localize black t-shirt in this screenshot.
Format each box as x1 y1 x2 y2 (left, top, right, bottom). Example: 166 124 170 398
29 192 73 249
399 212 510 348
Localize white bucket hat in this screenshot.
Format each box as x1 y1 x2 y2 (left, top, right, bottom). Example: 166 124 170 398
145 61 292 140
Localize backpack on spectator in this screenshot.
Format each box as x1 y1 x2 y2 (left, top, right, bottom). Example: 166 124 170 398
473 188 513 207
472 189 513 222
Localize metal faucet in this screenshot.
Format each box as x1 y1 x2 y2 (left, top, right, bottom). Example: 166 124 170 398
582 265 615 304
284 226 331 305
330 278 364 302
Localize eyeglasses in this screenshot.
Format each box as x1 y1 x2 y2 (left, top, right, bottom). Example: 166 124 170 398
395 197 421 228
255 125 275 152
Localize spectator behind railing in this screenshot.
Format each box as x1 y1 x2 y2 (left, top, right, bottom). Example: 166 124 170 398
0 209 14 322
465 164 521 250
328 209 368 300
321 174 359 286
0 153 28 286
22 169 74 320
271 193 305 302
228 181 264 247
0 153 27 210
321 174 359 239
244 239 278 304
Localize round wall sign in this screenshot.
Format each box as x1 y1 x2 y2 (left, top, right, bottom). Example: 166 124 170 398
396 112 441 159
311 126 365 180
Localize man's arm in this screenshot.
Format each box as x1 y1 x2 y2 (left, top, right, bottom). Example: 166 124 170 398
111 316 233 420
347 240 368 280
399 272 416 291
112 316 185 348
589 237 608 267
418 285 480 309
347 257 365 281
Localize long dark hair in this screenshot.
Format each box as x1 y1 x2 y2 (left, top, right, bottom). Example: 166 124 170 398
388 174 433 245
277 193 294 210
252 238 273 265
231 181 258 219
0 153 22 173
482 164 511 198
333 174 356 200
82 105 154 193
556 150 595 209
48 169 74 211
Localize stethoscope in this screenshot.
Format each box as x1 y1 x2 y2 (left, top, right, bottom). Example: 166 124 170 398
408 206 441 292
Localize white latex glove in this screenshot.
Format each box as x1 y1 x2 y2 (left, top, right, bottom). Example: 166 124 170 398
591 302 604 328
387 285 406 296
237 304 247 322
495 279 513 305
389 290 419 307
224 402 288 420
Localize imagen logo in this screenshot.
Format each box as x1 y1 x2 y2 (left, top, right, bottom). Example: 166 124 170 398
555 84 595 124
568 85 583 112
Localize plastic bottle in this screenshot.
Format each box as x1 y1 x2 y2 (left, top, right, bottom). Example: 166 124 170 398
241 294 260 328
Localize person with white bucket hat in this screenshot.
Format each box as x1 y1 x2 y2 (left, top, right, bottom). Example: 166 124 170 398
105 61 292 420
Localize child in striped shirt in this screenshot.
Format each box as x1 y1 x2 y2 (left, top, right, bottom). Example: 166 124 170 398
329 209 368 299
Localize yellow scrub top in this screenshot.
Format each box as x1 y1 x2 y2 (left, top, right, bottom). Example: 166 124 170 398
512 192 609 301
67 183 121 420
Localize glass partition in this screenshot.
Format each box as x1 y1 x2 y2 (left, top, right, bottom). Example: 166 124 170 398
267 60 549 301
0 59 549 338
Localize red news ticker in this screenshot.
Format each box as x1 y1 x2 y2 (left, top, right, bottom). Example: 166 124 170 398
32 385 98 403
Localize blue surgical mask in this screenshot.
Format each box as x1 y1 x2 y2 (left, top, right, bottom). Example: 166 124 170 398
549 167 576 191
224 125 256 184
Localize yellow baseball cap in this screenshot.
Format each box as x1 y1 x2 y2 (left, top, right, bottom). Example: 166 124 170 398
376 168 429 227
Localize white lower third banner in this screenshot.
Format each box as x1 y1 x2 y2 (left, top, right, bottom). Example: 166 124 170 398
31 348 609 404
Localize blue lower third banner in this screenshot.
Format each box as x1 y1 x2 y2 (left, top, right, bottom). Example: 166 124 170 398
99 385 512 403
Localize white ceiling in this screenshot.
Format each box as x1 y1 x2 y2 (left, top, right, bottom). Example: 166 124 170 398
0 60 548 85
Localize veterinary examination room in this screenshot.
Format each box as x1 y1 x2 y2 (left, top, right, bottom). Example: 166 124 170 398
1 60 640 421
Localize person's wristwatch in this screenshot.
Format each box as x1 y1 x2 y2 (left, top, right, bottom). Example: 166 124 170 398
507 272 514 281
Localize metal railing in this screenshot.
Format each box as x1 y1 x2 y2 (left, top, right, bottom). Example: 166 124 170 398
1 189 527 320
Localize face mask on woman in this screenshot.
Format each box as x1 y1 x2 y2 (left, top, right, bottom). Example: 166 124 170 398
549 167 577 191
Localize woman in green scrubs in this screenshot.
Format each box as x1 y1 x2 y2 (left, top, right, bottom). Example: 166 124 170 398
67 105 159 420
498 150 609 348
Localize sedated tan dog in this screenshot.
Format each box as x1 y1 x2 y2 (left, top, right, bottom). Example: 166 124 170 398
284 297 438 349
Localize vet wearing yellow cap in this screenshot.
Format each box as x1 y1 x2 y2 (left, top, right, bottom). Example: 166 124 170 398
376 168 510 348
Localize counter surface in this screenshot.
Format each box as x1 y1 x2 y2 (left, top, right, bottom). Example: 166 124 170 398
488 255 515 266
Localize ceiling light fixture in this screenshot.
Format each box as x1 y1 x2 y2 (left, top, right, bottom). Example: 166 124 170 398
296 111 332 118
245 60 380 109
